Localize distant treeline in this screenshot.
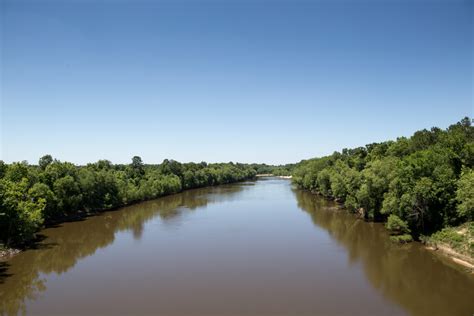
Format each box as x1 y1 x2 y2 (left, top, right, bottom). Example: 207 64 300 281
0 157 257 247
293 117 473 242
249 163 295 176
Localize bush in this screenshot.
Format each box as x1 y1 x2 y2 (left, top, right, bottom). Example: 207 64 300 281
386 214 411 235
456 169 474 220
390 234 413 243
428 224 472 256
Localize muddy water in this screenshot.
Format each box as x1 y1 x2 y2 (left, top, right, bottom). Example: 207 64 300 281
0 178 473 315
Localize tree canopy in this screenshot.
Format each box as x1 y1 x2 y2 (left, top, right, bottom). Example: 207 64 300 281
293 117 474 240
0 157 257 246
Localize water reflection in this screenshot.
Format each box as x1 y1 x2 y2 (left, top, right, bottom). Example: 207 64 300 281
0 183 248 316
293 188 474 316
0 262 11 284
1 181 473 316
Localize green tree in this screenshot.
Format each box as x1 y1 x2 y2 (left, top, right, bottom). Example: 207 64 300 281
28 183 56 219
0 160 7 179
456 169 474 220
293 117 473 241
53 176 82 214
0 179 45 245
357 157 398 220
4 161 30 183
38 155 53 170
127 156 145 180
386 214 410 235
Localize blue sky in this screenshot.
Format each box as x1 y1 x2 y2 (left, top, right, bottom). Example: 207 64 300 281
1 0 472 165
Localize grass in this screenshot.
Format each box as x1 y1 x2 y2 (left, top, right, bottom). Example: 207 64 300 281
424 222 474 257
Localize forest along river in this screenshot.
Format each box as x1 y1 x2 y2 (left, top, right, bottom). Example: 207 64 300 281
0 178 473 316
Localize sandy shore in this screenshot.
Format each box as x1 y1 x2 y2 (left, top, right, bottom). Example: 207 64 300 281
0 248 20 261
256 174 292 179
425 243 474 272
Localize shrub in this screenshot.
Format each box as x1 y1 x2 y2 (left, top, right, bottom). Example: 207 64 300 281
386 214 411 235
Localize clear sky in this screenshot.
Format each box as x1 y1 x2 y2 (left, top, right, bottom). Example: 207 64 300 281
1 0 472 165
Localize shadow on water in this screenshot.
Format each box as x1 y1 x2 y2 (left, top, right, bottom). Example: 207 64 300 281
28 234 58 251
0 183 249 315
0 262 12 284
292 188 474 316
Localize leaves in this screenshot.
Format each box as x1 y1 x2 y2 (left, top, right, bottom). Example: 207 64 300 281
0 156 257 246
456 169 474 220
293 117 474 239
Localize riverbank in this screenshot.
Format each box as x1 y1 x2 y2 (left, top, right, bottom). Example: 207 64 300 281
1 156 261 257
256 174 292 179
423 222 474 271
301 188 474 271
0 200 151 261
0 247 20 261
0 207 118 261
0 177 257 261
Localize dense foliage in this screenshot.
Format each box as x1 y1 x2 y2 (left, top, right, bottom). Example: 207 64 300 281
0 157 257 246
293 118 474 240
249 163 295 176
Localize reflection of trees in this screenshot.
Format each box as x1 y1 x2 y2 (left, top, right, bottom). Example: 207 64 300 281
0 262 11 284
0 184 246 316
293 189 474 316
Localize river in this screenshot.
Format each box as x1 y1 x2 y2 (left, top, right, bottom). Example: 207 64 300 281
0 178 473 315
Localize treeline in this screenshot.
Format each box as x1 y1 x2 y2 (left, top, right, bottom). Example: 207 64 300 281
0 156 257 247
293 117 474 242
250 163 296 176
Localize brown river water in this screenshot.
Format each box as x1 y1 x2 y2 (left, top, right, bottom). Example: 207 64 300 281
0 178 473 315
